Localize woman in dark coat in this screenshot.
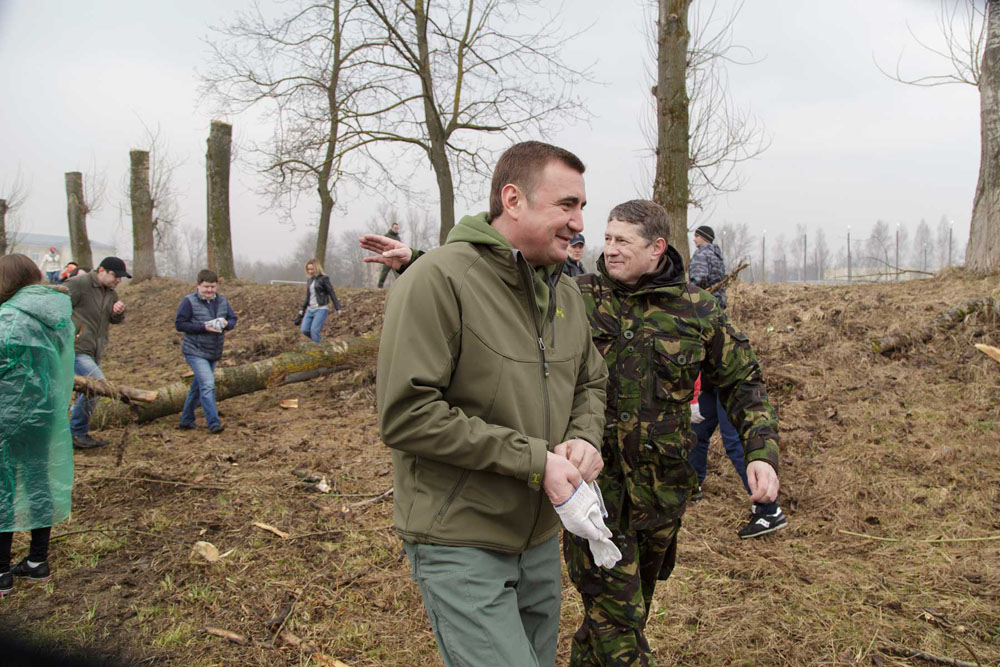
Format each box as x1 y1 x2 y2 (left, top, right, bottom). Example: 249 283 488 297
298 259 342 343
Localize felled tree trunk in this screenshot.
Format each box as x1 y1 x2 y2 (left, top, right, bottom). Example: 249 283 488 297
91 336 378 426
130 150 156 282
74 375 158 404
206 120 236 279
65 172 93 268
872 297 999 355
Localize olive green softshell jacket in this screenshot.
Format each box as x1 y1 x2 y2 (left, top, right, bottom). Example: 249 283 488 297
377 213 608 553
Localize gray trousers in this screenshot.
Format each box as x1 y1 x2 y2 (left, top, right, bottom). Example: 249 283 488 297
403 536 561 667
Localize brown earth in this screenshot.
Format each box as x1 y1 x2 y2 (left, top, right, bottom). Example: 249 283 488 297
2 272 999 666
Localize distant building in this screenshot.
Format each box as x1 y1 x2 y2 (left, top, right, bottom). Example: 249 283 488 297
16 233 117 270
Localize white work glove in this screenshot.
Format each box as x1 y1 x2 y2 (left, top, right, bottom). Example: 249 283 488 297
554 482 622 569
690 402 704 424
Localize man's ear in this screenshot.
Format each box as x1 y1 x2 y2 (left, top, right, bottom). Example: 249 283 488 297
501 183 523 219
652 237 667 259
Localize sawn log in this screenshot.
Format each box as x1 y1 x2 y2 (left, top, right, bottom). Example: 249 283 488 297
871 297 998 355
91 336 378 426
74 375 158 403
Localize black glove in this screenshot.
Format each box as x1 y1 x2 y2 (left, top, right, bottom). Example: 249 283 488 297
294 309 303 326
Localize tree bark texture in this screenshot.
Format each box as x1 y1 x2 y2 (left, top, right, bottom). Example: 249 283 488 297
0 199 7 255
90 336 377 426
967 0 1000 274
206 120 236 279
65 172 93 268
314 4 342 269
414 0 456 246
129 150 156 282
871 297 998 355
652 0 692 267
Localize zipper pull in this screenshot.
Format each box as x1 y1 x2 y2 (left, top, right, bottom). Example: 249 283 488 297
537 336 546 352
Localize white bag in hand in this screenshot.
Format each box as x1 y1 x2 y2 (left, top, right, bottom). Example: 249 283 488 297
553 482 622 568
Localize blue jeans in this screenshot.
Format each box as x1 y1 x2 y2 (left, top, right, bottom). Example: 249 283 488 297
180 355 220 429
689 387 777 514
70 354 105 436
300 307 329 343
46 271 60 284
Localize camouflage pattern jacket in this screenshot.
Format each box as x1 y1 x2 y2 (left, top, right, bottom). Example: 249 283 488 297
688 242 727 309
576 247 778 531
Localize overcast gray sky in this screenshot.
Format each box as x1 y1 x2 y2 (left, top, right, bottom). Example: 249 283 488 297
0 0 981 263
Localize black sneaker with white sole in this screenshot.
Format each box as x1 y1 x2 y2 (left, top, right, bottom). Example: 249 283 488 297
10 558 51 582
738 507 787 539
0 570 12 596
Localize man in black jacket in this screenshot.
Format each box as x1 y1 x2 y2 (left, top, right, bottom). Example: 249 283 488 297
563 232 587 277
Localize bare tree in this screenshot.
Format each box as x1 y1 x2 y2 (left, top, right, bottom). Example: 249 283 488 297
648 0 768 264
0 171 28 255
789 223 807 280
714 221 754 264
363 0 589 245
912 218 934 270
813 227 830 280
202 0 402 266
129 150 156 281
206 120 237 279
65 168 106 268
881 0 999 274
865 220 893 278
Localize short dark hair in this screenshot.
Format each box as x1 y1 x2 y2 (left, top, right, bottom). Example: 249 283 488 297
489 141 586 221
0 254 43 305
607 200 670 245
197 269 219 284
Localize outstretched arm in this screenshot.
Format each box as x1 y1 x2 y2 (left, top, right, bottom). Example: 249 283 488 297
360 234 414 271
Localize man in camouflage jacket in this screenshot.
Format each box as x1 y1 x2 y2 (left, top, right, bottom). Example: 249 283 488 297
564 200 780 666
358 200 780 665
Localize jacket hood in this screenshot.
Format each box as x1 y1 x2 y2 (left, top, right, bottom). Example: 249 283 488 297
698 242 724 264
446 212 512 249
2 284 73 330
596 244 687 294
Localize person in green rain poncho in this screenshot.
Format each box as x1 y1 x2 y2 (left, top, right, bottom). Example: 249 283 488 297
0 254 76 597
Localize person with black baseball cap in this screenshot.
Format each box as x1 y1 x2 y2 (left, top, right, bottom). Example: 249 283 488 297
563 232 587 277
66 257 130 449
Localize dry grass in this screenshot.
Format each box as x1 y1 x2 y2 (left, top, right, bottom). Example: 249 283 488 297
2 272 999 665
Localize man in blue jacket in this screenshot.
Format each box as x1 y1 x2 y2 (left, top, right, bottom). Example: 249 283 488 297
174 269 237 433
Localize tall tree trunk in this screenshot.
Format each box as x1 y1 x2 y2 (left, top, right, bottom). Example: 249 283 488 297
415 0 455 245
129 150 156 282
315 188 334 267
967 0 1000 275
651 0 692 267
0 199 7 255
206 120 236 279
65 171 94 268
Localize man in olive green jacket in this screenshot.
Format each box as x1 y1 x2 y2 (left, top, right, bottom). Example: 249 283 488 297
372 142 608 667
67 257 129 448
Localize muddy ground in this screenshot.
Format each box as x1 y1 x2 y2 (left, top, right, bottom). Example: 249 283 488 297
1 272 998 666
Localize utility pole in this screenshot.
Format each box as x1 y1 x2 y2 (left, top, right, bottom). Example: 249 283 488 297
948 220 953 266
895 223 900 281
761 230 766 283
847 226 852 284
803 231 808 281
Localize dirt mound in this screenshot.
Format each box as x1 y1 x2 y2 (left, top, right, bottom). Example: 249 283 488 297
3 273 999 666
